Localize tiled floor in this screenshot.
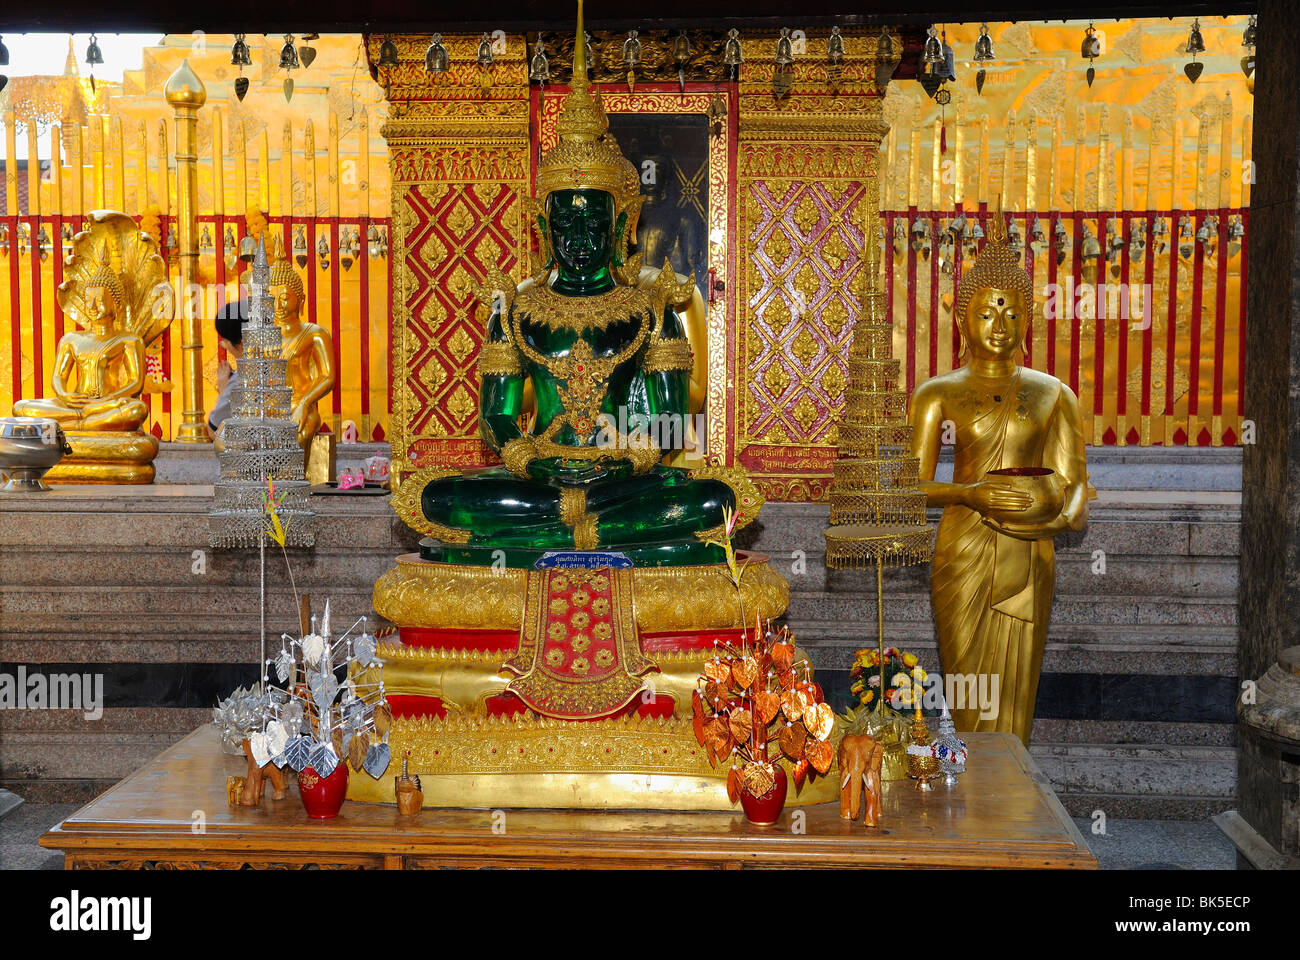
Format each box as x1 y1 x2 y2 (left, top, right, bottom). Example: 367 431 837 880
0 802 80 870
1071 816 1238 869
0 800 1239 869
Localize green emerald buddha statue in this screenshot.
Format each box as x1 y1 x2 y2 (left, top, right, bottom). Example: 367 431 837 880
353 5 822 812
400 11 756 567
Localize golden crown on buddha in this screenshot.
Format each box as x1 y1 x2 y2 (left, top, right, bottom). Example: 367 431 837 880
534 9 639 207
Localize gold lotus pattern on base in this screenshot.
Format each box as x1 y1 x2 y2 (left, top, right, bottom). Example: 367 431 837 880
344 712 839 810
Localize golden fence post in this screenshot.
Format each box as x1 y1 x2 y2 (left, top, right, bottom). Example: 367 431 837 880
953 113 965 210
25 121 44 395
3 110 16 216
1097 105 1112 443
136 121 150 212
111 116 126 211
977 115 990 203
1214 94 1233 445
1168 116 1184 446
1142 117 1158 446
907 123 920 210
1098 105 1110 211
25 122 40 219
258 127 270 214
1117 109 1133 446
280 121 293 226
1072 106 1088 441
328 110 342 436
235 115 248 223
1001 108 1016 207
305 120 317 215
1 113 15 412
1025 110 1037 214
72 125 85 231
1190 110 1210 446
165 60 208 443
49 126 63 225
157 119 170 219
930 117 942 211
1045 113 1055 208
1073 107 1086 209
1241 113 1252 209
360 106 372 440
885 121 898 210
91 116 105 210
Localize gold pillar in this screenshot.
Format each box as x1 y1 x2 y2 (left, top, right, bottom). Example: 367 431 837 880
164 60 208 443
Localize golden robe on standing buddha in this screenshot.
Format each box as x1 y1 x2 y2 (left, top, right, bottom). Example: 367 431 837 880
908 215 1091 745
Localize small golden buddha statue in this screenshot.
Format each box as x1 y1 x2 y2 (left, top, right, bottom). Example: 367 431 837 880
267 237 334 450
12 211 170 483
908 214 1090 745
16 249 148 432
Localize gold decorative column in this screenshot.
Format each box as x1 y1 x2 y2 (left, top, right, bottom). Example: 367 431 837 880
733 32 893 502
368 35 530 486
164 60 208 443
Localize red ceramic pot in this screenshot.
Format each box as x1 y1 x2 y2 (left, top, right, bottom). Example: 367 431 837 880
740 764 788 825
298 763 348 819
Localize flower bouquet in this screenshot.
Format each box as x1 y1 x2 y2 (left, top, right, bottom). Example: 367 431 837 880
692 618 836 822
849 645 930 711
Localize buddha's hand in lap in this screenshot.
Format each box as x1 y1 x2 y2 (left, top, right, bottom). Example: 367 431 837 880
528 455 635 486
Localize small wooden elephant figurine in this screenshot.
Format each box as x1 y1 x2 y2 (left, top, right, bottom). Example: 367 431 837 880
236 737 289 807
838 733 884 827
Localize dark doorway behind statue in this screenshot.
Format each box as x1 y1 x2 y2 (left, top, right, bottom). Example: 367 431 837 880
607 114 709 298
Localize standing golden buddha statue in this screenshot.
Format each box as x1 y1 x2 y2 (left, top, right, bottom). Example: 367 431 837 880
266 237 334 450
13 211 170 483
908 214 1091 745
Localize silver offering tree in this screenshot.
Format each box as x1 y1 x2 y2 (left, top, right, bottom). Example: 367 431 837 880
209 237 313 549
246 599 393 781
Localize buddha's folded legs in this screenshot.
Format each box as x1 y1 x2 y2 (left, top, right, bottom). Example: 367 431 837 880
586 467 732 546
421 465 733 550
12 395 149 431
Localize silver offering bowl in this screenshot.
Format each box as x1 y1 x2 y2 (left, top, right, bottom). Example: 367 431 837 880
0 417 72 491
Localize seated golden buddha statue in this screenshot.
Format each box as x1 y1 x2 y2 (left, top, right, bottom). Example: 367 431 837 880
908 214 1091 746
13 211 169 483
266 237 334 450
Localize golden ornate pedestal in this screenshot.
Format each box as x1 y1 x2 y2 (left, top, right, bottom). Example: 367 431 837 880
372 552 790 633
345 713 839 810
353 553 840 810
45 431 160 484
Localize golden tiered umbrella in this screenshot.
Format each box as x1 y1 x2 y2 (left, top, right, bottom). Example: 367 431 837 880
823 194 934 778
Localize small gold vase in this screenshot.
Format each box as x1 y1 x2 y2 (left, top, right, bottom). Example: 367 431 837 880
906 714 940 790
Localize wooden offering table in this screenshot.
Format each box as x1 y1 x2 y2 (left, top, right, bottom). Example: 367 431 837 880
41 725 1096 869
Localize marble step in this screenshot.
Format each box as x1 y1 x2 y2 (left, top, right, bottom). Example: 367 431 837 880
1030 742 1237 811
785 592 1238 626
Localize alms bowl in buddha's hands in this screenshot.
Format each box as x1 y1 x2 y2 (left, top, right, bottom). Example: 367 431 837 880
0 417 70 491
982 466 1065 525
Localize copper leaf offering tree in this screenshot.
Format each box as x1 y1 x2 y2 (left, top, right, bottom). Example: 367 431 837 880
693 618 835 804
